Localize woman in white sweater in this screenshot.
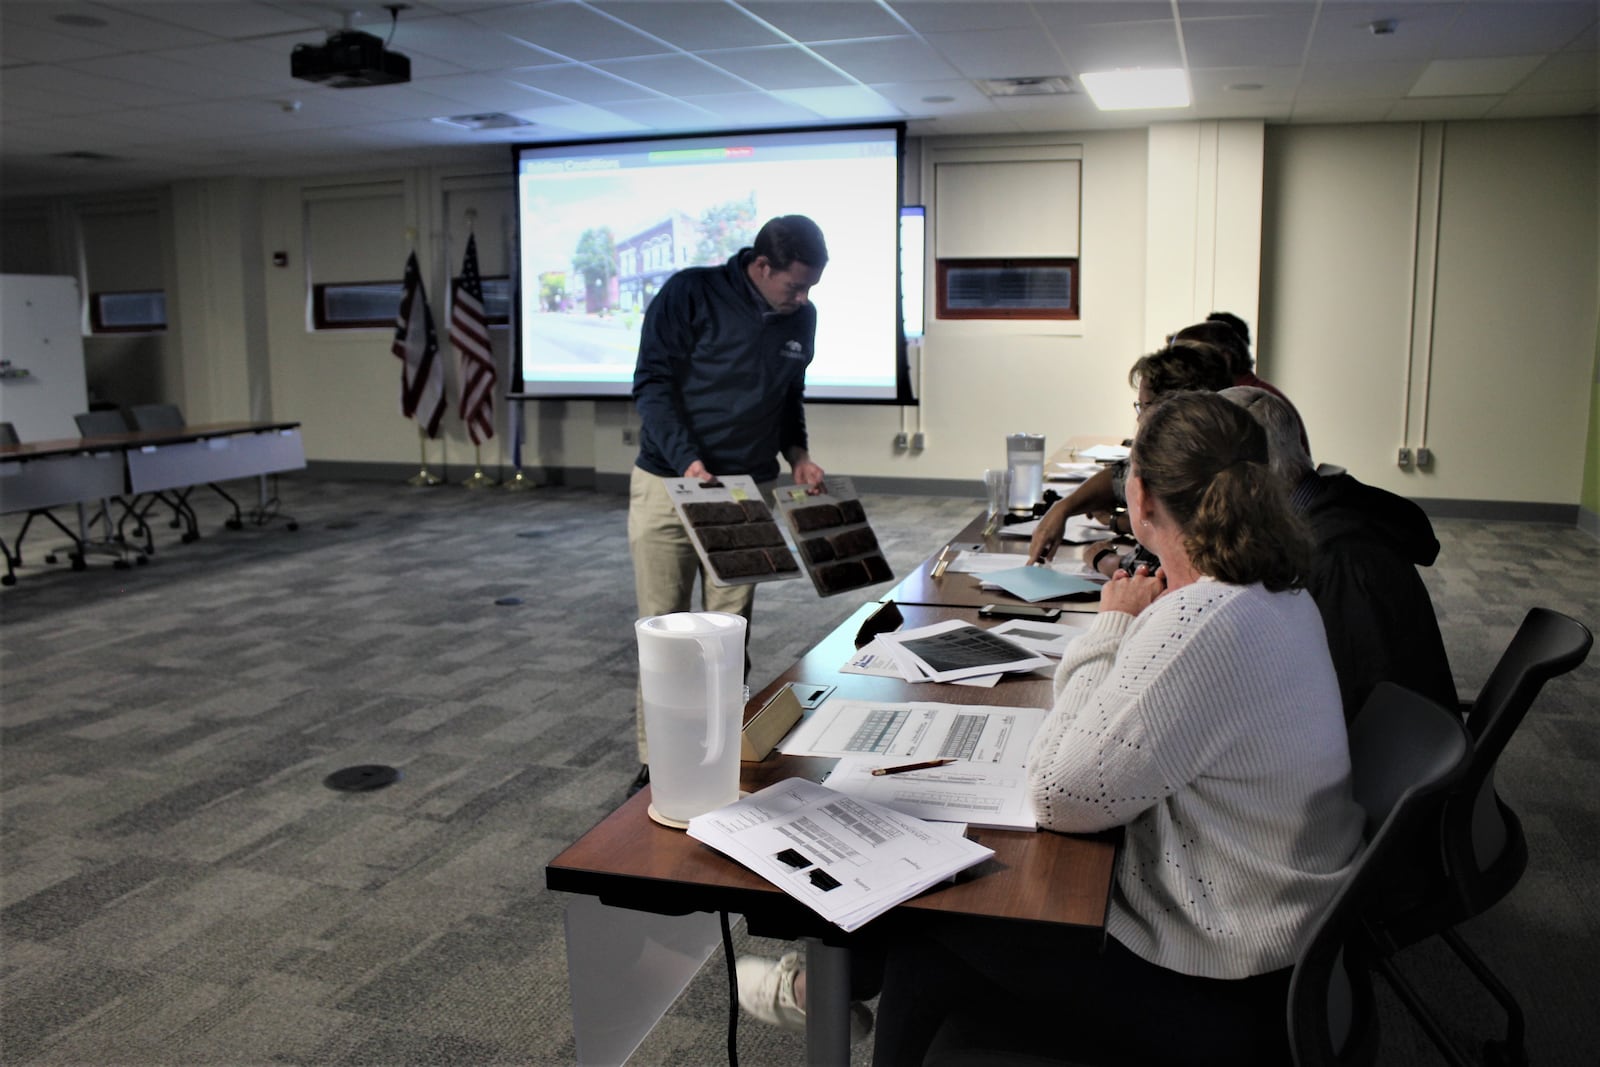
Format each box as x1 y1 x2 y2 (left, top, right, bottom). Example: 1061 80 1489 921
871 391 1365 1066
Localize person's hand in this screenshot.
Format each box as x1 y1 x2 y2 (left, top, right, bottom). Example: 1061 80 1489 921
1099 564 1166 617
792 458 826 495
1029 499 1069 564
683 460 712 481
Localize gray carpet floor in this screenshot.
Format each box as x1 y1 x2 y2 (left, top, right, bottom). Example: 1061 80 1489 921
1 476 1596 1066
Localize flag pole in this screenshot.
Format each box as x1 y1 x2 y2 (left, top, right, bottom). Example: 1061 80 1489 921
462 444 496 489
503 398 536 491
407 426 441 486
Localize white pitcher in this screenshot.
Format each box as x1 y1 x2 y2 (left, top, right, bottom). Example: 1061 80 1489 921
634 612 747 823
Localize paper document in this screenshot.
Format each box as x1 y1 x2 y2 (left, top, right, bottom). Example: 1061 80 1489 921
1046 461 1101 482
686 778 996 931
998 515 1117 544
988 616 1095 657
876 619 1051 682
974 565 1103 603
842 640 1001 687
1078 444 1131 462
777 697 1045 766
824 755 1038 831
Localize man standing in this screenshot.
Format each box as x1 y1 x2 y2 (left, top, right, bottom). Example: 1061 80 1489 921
626 215 828 791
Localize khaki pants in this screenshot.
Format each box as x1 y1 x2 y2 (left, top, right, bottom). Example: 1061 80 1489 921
627 466 764 761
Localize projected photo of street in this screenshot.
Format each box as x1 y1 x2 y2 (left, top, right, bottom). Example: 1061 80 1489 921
515 127 900 399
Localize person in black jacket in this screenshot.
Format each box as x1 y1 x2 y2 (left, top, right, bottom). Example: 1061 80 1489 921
626 215 829 789
1220 386 1458 720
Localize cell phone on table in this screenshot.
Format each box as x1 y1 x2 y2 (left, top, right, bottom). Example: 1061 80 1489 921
978 604 1062 621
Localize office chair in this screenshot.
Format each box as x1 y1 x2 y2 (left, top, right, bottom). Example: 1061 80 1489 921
918 685 1470 1067
1365 608 1592 1067
1 420 100 583
126 402 244 536
72 409 160 555
1289 683 1471 1067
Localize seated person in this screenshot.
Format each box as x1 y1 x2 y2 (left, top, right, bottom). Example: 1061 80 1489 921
1028 342 1232 563
1172 315 1311 451
1220 386 1458 720
871 391 1365 1066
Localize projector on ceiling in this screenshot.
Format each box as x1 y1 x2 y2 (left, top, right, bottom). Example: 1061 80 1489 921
291 29 410 88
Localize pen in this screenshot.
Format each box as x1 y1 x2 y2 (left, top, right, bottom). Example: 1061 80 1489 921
930 546 952 579
871 757 957 776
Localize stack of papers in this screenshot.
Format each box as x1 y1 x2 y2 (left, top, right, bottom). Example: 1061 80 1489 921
687 778 995 931
873 619 1051 682
1078 443 1131 462
824 755 1037 831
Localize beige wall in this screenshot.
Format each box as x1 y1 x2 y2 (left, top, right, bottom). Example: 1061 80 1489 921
3 116 1596 508
1263 117 1597 501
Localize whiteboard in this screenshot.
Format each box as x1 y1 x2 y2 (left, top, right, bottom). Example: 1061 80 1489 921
0 274 88 442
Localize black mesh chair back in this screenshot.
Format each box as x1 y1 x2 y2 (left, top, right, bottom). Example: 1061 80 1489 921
1289 683 1470 1067
75 410 131 437
127 403 186 432
0 422 18 446
1363 608 1591 1067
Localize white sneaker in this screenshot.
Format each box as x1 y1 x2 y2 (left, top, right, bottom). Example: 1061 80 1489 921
735 951 874 1043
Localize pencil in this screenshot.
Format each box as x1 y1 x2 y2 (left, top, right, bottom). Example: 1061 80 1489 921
871 757 957 776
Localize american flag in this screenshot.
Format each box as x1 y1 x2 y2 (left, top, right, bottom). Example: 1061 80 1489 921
393 251 446 438
450 234 496 445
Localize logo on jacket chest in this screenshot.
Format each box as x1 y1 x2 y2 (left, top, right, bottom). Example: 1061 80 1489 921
779 339 807 360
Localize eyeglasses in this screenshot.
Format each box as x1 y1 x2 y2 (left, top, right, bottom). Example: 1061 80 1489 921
1132 401 1144 415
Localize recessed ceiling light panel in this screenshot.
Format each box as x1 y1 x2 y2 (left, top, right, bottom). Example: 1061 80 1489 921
1080 69 1191 111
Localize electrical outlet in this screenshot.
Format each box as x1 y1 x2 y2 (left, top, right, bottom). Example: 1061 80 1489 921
893 432 909 452
1416 447 1432 470
1397 447 1412 470
910 431 926 452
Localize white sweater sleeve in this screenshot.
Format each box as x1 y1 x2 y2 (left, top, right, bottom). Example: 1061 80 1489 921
1027 608 1160 833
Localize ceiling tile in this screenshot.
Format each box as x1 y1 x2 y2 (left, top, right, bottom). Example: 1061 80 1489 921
1306 3 1457 63
867 78 996 114
1486 91 1600 118
593 53 754 95
507 64 658 104
736 1 905 43
388 14 565 68
61 52 283 98
599 96 723 129
507 101 653 135
1387 95 1499 121
769 84 903 120
1297 60 1430 99
1435 1 1600 58
4 3 216 49
698 46 853 91
1047 19 1184 73
0 22 124 63
812 37 962 84
1517 50 1600 96
886 1 1042 35
920 29 1071 79
676 90 823 125
402 73 563 111
1182 12 1315 69
589 1 785 50
115 2 323 38
5 64 195 107
466 1 672 62
1190 67 1299 105
1410 56 1545 97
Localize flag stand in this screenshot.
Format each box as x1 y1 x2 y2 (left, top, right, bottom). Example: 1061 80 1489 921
406 430 442 486
503 467 536 491
462 445 497 489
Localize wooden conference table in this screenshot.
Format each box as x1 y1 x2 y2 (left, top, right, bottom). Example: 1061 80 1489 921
0 421 304 583
547 526 1116 1065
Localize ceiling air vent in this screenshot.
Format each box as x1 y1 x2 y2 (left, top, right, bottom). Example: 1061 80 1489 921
978 76 1074 98
432 113 532 131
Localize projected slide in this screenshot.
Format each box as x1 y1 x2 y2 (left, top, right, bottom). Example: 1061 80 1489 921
514 125 902 400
